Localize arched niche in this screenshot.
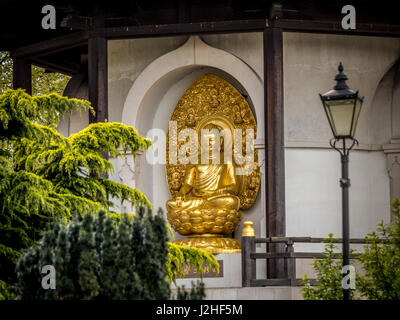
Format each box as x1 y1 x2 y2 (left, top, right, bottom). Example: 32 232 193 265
369 59 400 145
121 36 263 139
369 58 400 212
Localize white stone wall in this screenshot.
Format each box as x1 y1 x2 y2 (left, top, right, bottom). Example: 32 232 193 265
285 149 390 252
283 33 400 254
108 36 189 123
283 32 400 147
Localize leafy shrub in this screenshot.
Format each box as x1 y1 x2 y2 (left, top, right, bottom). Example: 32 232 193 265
301 234 358 300
301 199 400 300
0 280 14 300
172 281 206 300
357 199 400 299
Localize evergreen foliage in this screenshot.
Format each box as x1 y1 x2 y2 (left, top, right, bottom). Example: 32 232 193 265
167 242 219 283
0 51 70 96
31 65 71 97
15 208 209 300
0 52 13 94
0 89 151 295
1 89 216 300
173 281 206 300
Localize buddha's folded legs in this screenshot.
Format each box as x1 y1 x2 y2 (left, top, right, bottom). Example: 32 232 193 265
167 194 240 213
205 195 240 211
166 197 205 212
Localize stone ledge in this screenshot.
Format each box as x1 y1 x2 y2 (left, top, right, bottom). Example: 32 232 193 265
170 286 303 300
172 253 242 289
203 286 303 300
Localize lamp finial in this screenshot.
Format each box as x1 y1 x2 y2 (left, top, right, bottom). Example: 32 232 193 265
338 62 344 73
334 62 349 90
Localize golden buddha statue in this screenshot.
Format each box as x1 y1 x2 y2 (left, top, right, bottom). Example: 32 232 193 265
167 123 240 215
166 74 260 254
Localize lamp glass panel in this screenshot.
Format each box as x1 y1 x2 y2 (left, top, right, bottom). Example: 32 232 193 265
350 98 362 137
325 98 356 137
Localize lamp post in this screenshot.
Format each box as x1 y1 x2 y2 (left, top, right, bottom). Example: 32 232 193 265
319 62 364 300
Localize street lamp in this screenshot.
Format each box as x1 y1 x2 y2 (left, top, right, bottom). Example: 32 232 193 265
319 62 364 301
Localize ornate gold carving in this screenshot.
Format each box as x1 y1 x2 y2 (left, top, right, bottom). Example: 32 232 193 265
165 74 260 254
168 208 242 235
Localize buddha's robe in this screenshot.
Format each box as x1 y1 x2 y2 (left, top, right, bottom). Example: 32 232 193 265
167 162 240 212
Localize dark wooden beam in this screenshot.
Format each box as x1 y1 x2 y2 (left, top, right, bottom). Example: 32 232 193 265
91 19 267 39
7 17 400 66
60 15 93 30
177 0 190 24
32 57 81 76
88 7 108 124
88 36 108 123
90 17 400 40
271 19 400 37
264 27 285 279
10 31 88 59
12 58 31 94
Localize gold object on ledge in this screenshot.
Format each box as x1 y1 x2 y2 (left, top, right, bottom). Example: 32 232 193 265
166 74 260 254
242 220 255 237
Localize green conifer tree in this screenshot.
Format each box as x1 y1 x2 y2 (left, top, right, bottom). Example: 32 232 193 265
77 214 100 299
1 89 218 300
131 207 170 300
54 226 75 299
0 89 151 296
15 207 210 300
97 213 118 298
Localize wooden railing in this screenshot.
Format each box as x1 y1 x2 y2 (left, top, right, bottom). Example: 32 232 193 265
241 235 370 287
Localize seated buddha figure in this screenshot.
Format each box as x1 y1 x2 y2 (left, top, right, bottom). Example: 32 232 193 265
166 123 240 215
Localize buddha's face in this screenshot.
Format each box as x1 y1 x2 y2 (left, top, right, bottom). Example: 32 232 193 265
200 123 224 162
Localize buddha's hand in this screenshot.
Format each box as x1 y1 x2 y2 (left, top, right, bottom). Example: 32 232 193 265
176 196 183 207
216 187 233 195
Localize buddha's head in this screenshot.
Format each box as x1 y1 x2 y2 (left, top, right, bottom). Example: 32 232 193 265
199 122 225 163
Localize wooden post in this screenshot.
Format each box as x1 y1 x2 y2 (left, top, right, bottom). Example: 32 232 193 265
285 240 296 285
241 220 256 287
88 6 108 124
264 26 286 279
241 236 256 287
12 58 31 95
